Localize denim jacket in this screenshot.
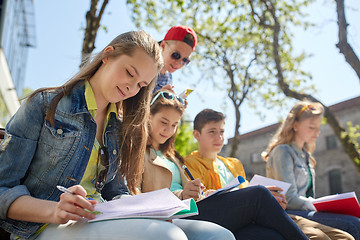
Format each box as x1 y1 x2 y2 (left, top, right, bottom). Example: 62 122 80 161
266 142 315 210
0 82 128 238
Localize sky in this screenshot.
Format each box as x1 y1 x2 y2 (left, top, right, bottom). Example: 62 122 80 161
25 0 360 141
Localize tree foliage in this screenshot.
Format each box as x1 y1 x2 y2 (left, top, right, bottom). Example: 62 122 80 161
126 0 315 155
126 0 360 171
249 0 360 172
175 117 198 157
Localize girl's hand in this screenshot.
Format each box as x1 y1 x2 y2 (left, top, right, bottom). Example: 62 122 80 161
303 197 316 211
182 179 203 200
266 186 288 210
52 185 97 224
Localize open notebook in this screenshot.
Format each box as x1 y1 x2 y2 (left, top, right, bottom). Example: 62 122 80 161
89 188 198 222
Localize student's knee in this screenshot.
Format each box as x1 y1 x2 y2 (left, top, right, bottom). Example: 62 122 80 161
173 219 235 240
146 221 188 240
156 225 188 240
245 185 271 198
301 227 331 240
206 227 235 240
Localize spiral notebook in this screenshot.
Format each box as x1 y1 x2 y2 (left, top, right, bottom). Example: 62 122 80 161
89 188 198 222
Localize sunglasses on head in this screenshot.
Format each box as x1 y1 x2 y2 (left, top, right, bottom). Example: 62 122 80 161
95 146 109 192
296 104 316 118
150 91 185 106
166 42 191 66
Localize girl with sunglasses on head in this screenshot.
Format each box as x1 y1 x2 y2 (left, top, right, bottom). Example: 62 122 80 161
263 100 360 239
0 31 231 240
153 25 197 92
140 90 310 240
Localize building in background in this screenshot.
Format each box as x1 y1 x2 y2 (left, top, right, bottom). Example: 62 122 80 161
223 96 360 197
0 0 35 127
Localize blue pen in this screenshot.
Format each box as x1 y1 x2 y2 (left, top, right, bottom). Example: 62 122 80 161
183 165 195 180
182 166 205 196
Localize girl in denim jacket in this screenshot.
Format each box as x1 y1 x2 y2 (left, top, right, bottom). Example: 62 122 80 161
264 100 360 239
0 31 234 240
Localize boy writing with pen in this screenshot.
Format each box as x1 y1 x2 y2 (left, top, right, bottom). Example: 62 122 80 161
184 108 354 240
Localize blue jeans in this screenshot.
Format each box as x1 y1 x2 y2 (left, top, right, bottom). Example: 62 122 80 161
287 210 360 239
186 186 308 240
34 219 235 240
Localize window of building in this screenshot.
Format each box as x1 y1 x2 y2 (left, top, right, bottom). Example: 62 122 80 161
328 169 342 194
326 135 337 150
250 152 262 163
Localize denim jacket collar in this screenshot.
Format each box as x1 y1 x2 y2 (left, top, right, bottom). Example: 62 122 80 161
70 82 89 114
290 142 309 160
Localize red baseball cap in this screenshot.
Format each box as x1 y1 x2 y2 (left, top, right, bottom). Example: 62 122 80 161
163 25 197 51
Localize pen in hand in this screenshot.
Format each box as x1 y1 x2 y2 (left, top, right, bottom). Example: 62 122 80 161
56 185 102 215
182 166 205 197
57 185 91 200
183 165 195 180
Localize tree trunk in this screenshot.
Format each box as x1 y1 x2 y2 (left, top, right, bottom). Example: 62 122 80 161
335 0 360 83
81 0 109 66
266 0 360 173
230 99 241 157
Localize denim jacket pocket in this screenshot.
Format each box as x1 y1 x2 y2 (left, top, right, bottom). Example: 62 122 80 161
24 120 81 198
38 120 80 158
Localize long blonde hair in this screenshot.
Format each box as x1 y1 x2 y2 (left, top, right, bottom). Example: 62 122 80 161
148 90 185 162
28 31 163 194
263 100 324 166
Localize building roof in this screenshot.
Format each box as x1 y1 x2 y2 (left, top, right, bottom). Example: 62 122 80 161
329 95 360 112
229 95 360 143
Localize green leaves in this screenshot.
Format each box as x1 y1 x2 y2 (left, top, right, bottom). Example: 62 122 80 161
343 122 360 148
126 0 316 136
339 122 360 166
175 117 198 157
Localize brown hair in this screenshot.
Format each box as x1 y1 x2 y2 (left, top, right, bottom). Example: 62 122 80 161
148 90 185 162
28 31 163 194
263 100 324 166
193 108 225 133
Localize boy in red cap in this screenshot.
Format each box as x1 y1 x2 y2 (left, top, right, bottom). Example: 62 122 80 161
154 25 197 92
